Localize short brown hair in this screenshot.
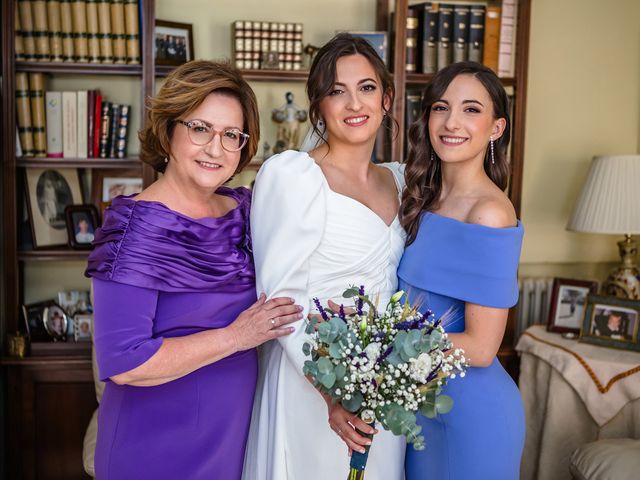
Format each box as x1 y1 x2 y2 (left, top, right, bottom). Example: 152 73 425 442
307 33 396 142
139 60 259 173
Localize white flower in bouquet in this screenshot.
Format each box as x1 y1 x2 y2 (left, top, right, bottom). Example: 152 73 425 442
408 353 432 383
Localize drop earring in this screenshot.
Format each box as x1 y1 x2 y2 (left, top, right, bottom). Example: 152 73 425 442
430 150 435 162
490 137 495 165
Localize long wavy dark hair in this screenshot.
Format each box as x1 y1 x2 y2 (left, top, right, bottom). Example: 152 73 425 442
306 32 397 145
400 61 511 245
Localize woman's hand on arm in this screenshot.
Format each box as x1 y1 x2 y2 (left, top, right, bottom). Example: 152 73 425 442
446 303 508 368
111 294 302 386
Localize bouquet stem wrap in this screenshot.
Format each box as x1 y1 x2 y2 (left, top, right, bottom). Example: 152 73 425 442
348 422 375 479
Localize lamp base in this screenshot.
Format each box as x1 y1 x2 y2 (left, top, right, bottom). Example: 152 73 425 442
602 235 640 300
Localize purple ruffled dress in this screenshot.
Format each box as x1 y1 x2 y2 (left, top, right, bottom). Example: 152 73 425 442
85 187 257 480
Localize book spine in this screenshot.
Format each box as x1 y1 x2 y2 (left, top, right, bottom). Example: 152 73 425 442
71 0 89 62
115 104 129 158
28 73 47 156
110 0 127 64
62 91 78 158
468 5 485 63
93 93 102 157
437 4 454 71
15 72 34 156
405 89 422 156
17 0 37 61
231 20 244 69
60 0 76 62
453 4 470 64
15 8 26 61
483 5 501 72
31 0 50 61
107 103 120 158
123 0 140 64
47 0 64 62
293 23 303 70
87 90 95 157
86 0 102 63
77 90 88 159
45 91 63 157
498 0 518 77
420 3 438 74
252 21 262 69
405 6 419 73
98 100 111 158
97 0 113 63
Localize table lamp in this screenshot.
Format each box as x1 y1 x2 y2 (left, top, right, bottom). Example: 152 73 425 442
567 154 640 299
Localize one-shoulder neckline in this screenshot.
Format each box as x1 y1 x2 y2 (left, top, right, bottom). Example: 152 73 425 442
118 186 248 225
300 151 400 228
425 211 522 231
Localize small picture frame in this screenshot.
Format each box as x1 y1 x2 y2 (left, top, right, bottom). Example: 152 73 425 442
155 20 194 66
22 301 52 342
24 168 83 248
74 314 93 342
65 205 99 249
58 290 92 317
547 278 598 334
91 169 143 209
346 31 388 65
579 295 640 351
43 303 69 341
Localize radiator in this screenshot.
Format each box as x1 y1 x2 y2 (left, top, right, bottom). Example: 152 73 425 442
516 277 554 341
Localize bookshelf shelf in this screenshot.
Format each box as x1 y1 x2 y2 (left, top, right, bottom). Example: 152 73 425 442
156 65 310 82
405 73 517 87
15 61 143 76
17 157 142 169
18 248 92 261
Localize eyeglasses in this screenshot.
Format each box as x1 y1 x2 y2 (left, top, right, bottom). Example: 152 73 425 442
176 119 249 152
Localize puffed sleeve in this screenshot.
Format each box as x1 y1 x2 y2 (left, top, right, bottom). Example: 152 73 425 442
250 150 326 371
380 161 406 191
92 278 164 381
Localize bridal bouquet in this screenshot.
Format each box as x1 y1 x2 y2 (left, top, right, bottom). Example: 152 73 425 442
302 286 467 480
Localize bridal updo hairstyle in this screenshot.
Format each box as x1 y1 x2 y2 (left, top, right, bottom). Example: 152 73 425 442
306 32 397 143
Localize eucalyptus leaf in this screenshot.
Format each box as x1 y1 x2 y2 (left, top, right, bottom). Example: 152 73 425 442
302 342 312 357
343 287 360 298
342 391 364 412
435 394 453 414
317 357 334 375
329 342 344 359
319 372 336 389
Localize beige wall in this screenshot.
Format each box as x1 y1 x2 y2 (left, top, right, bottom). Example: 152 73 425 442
521 0 640 279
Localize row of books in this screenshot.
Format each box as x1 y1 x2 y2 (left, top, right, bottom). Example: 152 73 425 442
15 0 140 64
16 73 130 159
403 0 518 77
231 20 304 71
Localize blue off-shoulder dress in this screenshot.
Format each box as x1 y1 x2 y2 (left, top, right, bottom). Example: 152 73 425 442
399 212 525 480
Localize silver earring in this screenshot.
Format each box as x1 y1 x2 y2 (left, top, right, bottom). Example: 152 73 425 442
430 150 435 162
164 157 169 164
490 137 495 165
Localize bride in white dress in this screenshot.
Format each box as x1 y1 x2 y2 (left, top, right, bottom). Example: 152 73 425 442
244 34 406 480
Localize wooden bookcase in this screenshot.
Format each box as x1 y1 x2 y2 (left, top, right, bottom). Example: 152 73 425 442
0 0 530 477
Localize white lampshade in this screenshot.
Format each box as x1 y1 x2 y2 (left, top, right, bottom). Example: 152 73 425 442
567 155 640 234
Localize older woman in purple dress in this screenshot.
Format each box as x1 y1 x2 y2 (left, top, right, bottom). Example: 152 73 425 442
85 60 301 479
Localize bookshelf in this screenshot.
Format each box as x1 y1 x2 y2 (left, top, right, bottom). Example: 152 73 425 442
1 0 530 476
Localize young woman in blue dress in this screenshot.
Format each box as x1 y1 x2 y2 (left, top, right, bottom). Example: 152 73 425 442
398 61 525 479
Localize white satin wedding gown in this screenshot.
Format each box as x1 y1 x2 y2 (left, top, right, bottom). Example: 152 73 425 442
243 150 406 480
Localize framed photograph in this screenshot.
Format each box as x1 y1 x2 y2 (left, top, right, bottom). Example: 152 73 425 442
155 20 194 66
579 295 640 351
24 168 83 248
74 314 93 341
547 278 598 334
346 31 388 65
65 205 99 249
58 290 92 317
91 169 143 211
22 300 68 342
